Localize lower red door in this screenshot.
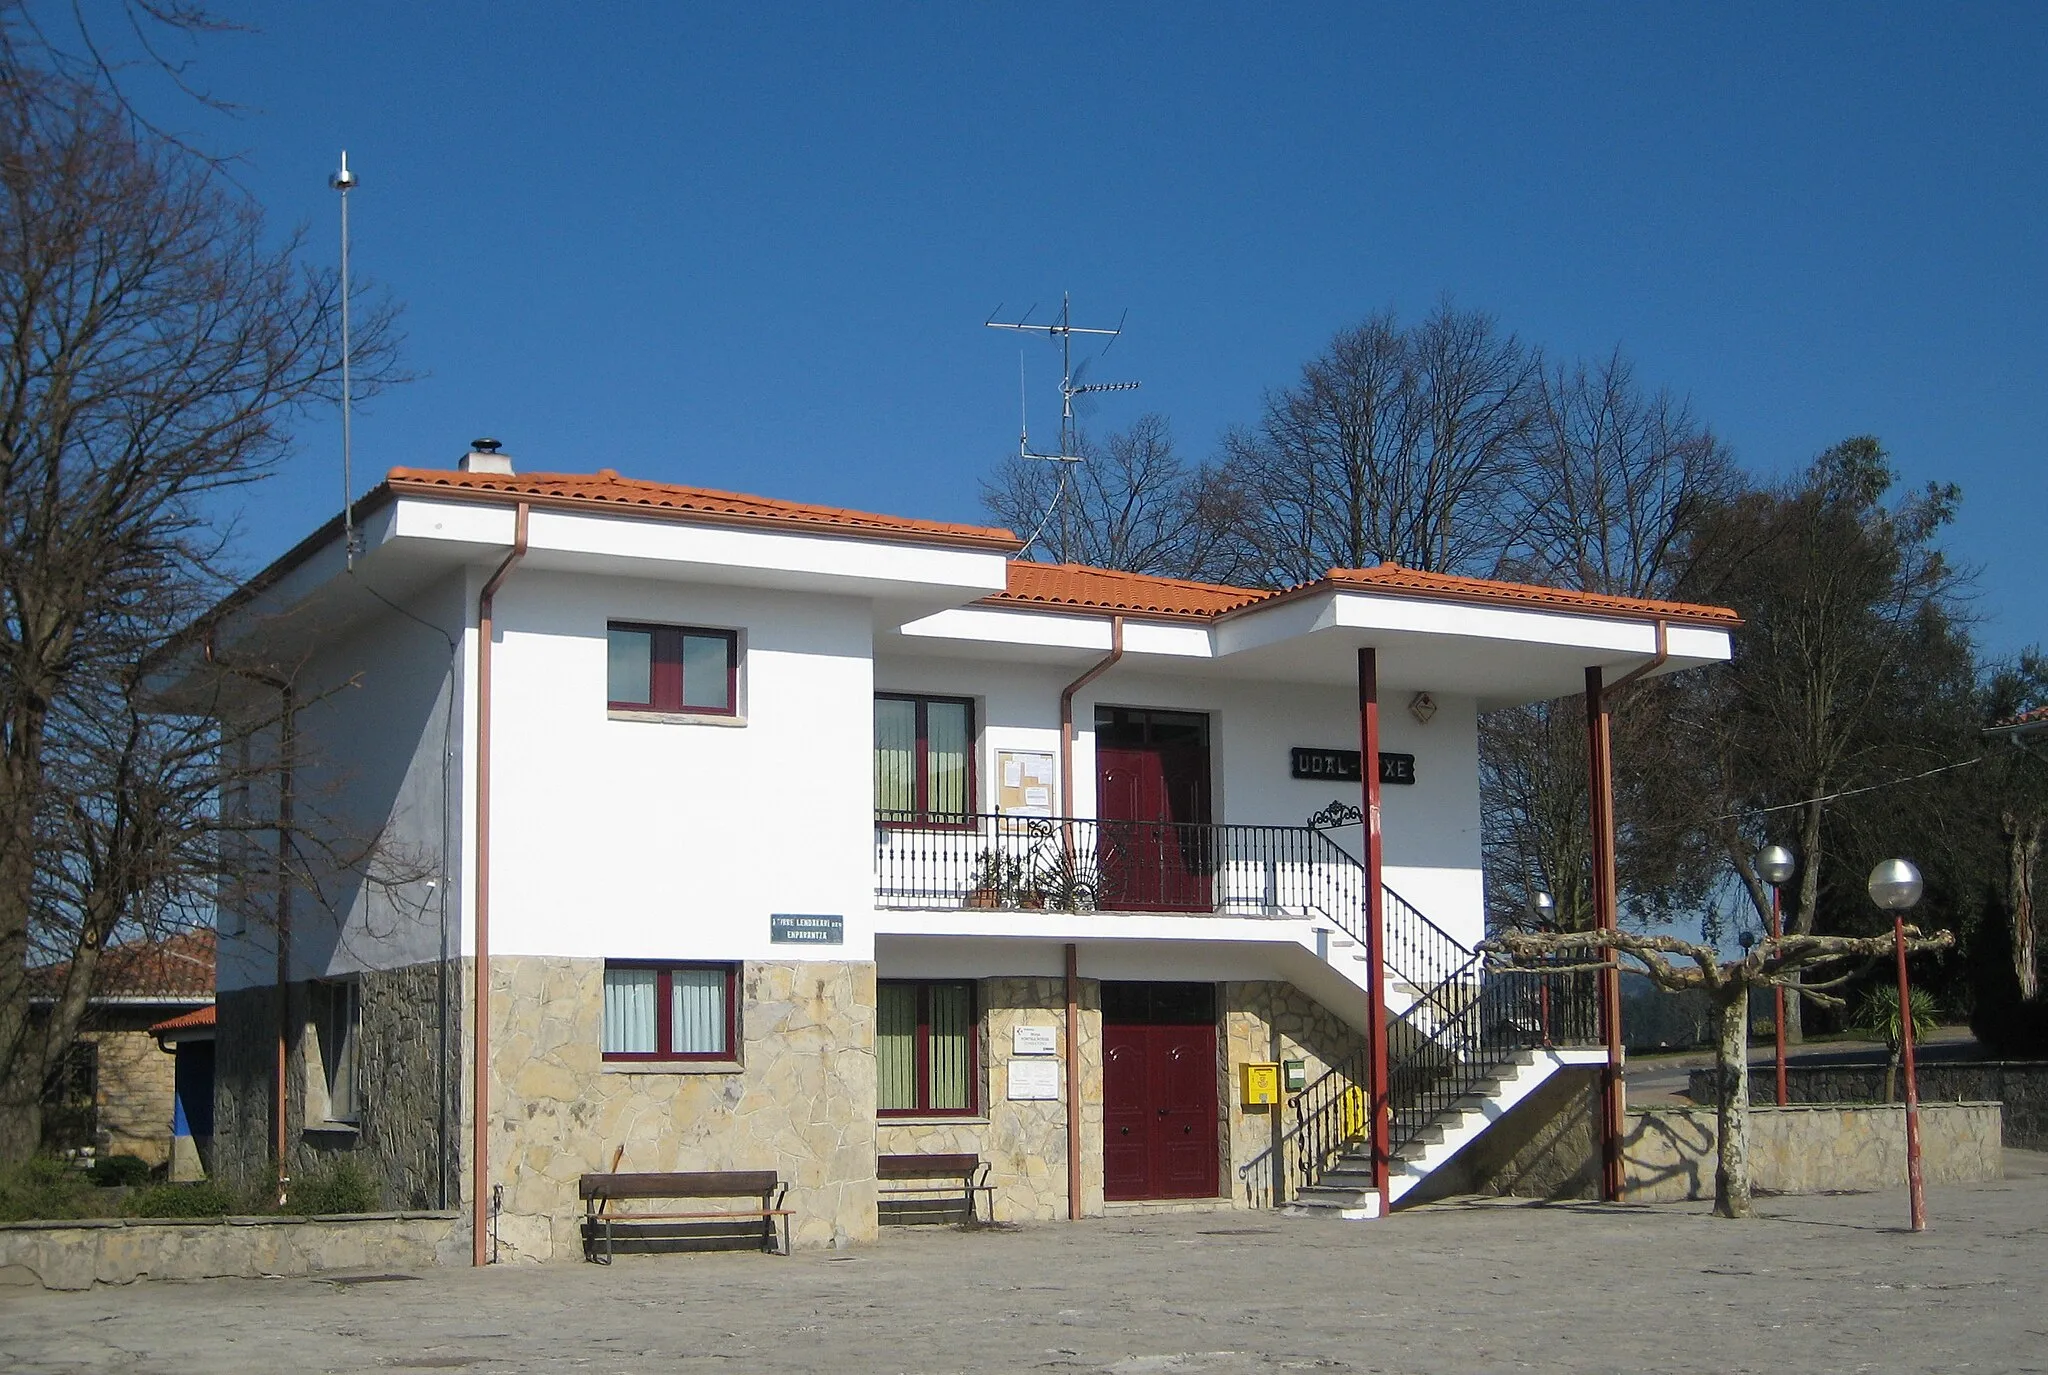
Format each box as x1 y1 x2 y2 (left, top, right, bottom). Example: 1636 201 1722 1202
1102 983 1220 1201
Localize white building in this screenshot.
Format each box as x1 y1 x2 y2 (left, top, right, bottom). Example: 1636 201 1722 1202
189 444 1736 1261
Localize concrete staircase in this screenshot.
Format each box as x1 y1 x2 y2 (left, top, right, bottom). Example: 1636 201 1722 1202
1283 1045 1608 1218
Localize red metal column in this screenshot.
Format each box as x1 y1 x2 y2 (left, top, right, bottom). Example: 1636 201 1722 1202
1359 648 1390 1213
1894 916 1927 1231
1584 667 1625 1202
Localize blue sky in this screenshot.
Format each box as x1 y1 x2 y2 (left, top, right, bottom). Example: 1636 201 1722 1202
125 4 2044 658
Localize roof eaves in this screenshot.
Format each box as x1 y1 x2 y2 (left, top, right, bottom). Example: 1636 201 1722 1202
385 474 1025 553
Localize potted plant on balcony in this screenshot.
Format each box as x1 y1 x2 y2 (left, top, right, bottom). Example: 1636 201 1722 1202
965 851 1034 909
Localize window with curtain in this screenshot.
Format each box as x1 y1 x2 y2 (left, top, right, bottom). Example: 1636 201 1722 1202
607 622 739 716
875 694 974 824
877 980 977 1116
602 963 737 1061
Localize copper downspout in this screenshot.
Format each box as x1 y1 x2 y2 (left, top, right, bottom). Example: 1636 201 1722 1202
1064 941 1082 1220
472 503 530 1267
1058 615 1125 822
1056 617 1121 1224
273 685 295 1207
1585 618 1669 1203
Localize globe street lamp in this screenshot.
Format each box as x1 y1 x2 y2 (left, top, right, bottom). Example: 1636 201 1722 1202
1527 890 1556 1044
1868 857 1927 1232
1756 845 1797 1106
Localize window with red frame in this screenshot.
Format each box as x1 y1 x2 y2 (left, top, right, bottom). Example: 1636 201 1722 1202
607 623 737 715
877 980 977 1115
601 963 737 1061
875 694 974 824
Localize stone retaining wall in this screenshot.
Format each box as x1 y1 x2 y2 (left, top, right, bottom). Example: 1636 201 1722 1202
1623 1102 2004 1203
1685 1061 2048 1149
0 1211 463 1291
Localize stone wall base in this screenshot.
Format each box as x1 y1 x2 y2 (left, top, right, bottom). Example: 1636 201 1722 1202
1623 1102 2005 1203
0 1212 464 1291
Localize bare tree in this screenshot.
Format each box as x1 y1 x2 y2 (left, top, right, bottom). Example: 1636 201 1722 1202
1483 924 1951 1217
0 80 397 1160
1219 301 1539 584
982 413 1251 581
1480 352 1737 932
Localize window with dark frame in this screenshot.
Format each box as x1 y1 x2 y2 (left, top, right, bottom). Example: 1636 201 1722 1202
876 980 977 1116
875 694 975 825
601 962 738 1062
607 623 738 715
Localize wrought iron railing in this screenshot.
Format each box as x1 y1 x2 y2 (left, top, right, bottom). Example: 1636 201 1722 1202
875 812 1370 920
1239 952 1600 1204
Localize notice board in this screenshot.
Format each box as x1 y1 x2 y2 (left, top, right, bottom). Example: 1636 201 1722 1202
996 749 1057 817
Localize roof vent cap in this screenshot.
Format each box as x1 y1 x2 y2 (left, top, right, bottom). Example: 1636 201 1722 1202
459 437 514 475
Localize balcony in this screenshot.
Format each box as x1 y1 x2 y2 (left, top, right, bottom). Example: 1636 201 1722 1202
874 811 1366 926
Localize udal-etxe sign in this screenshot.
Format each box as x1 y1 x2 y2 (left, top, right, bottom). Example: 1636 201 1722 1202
1289 748 1416 786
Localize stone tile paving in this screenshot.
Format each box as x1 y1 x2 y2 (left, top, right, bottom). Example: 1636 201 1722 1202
4 1151 2045 1374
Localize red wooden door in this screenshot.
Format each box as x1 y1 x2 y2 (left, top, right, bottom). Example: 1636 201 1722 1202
1102 983 1220 1201
1095 709 1212 912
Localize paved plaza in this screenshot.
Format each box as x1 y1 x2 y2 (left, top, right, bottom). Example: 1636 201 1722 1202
5 1151 2045 1374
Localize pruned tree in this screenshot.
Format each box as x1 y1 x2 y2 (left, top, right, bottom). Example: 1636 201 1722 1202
1218 301 1540 584
1482 924 1953 1218
981 413 1251 581
0 78 398 1160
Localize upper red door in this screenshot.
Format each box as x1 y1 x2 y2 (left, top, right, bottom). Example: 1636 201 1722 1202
1094 708 1213 912
1102 982 1220 1202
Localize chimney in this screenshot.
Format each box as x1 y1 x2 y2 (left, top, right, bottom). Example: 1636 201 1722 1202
459 437 515 476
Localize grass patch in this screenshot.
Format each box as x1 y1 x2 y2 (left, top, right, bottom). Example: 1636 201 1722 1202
122 1180 238 1218
0 1157 104 1222
284 1157 380 1215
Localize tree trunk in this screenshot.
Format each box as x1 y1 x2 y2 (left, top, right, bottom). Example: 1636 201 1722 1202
1712 986 1753 1219
2006 812 2041 1002
1782 799 1827 1044
0 1065 42 1164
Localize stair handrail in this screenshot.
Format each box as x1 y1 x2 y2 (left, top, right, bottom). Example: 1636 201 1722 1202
1235 1045 1369 1204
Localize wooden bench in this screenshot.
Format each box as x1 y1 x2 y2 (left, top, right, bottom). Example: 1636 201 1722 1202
877 1153 992 1226
579 1170 790 1263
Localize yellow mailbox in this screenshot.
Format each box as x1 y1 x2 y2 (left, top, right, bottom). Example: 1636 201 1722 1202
1239 1062 1281 1107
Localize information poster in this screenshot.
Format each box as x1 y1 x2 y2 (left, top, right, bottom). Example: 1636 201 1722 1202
996 749 1057 818
1007 1059 1060 1100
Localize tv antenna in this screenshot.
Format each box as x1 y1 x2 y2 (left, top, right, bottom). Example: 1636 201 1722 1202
985 292 1140 561
330 150 361 570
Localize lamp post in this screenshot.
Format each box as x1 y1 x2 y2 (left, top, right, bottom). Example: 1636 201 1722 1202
1527 890 1556 1044
1868 858 1927 1232
1756 845 1796 1106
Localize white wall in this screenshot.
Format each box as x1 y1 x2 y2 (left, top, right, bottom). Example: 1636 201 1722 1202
217 573 469 993
485 570 878 963
875 652 1486 947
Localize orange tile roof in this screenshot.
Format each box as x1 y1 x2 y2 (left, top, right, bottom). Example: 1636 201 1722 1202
34 928 215 1002
980 560 1740 627
986 563 1268 619
149 1004 216 1035
385 467 1023 551
1312 566 1743 627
